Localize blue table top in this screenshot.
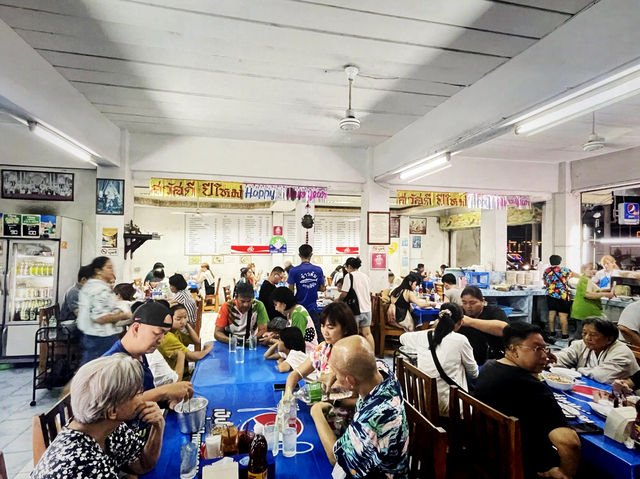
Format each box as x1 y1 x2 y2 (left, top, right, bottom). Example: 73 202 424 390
412 306 439 326
562 376 640 479
141 343 333 479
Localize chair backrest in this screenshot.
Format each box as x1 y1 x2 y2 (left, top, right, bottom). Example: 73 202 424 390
448 386 523 479
215 277 221 296
38 304 60 327
0 451 6 479
405 401 447 479
223 285 231 302
396 357 439 423
33 393 73 465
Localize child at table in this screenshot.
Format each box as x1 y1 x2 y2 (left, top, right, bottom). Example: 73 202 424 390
157 304 212 380
264 327 314 375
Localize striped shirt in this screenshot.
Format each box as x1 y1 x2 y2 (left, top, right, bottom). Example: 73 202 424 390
173 289 198 326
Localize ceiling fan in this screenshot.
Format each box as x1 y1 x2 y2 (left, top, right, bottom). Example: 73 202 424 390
339 65 360 131
582 112 605 152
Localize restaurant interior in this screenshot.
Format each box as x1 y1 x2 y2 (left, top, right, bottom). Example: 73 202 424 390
1 1 640 478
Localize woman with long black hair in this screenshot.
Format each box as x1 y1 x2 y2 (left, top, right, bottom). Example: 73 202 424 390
400 303 478 416
387 272 435 331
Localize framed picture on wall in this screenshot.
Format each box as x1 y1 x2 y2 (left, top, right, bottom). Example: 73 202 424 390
412 235 422 249
1 169 74 201
409 217 427 235
367 211 390 245
96 178 125 215
390 216 400 238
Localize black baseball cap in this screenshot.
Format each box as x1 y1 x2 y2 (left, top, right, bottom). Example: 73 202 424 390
132 301 172 328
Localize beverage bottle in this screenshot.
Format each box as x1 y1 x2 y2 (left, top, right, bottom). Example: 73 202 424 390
21 304 28 321
247 434 268 479
30 301 37 321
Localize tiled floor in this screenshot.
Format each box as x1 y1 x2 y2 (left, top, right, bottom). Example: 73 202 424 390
0 311 219 479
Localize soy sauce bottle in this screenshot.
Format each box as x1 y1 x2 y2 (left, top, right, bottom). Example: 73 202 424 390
247 433 268 479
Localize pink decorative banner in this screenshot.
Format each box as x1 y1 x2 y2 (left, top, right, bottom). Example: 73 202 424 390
336 246 359 255
465 194 531 210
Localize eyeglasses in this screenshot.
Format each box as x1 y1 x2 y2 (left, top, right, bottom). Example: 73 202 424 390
517 345 551 355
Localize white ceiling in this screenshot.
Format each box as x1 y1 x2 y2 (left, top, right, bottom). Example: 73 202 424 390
460 94 640 163
0 0 595 148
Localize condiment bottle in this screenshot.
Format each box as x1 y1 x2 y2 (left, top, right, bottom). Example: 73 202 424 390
247 433 268 479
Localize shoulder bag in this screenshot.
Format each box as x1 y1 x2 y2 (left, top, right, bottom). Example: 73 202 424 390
427 330 465 392
344 273 361 316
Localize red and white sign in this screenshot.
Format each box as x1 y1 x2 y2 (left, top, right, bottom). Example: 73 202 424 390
371 253 387 270
273 225 283 236
335 246 359 255
230 245 270 254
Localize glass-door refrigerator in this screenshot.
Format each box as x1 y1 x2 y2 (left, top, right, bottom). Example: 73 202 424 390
2 239 59 359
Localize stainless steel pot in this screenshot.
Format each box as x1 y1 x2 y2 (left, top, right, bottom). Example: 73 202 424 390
174 396 208 434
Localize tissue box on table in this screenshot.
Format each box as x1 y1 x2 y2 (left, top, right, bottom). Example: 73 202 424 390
200 451 276 479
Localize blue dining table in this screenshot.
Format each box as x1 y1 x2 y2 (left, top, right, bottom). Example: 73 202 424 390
412 306 439 327
141 342 333 479
562 376 640 479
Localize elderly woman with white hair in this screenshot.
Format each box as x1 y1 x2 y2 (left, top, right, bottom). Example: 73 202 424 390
31 353 165 479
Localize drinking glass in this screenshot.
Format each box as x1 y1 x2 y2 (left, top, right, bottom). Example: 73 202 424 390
248 333 257 350
264 423 277 453
229 335 237 353
283 426 296 457
235 336 245 364
180 442 198 479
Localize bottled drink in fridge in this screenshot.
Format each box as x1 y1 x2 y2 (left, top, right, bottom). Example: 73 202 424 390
247 433 268 479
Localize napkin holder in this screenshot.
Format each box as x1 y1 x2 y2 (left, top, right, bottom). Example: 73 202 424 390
199 451 276 479
604 407 636 443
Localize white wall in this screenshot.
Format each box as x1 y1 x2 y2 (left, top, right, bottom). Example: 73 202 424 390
571 146 640 192
0 165 96 264
130 133 368 187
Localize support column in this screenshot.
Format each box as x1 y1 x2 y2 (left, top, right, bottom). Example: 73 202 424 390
95 129 133 281
480 209 507 271
360 172 389 293
551 192 581 271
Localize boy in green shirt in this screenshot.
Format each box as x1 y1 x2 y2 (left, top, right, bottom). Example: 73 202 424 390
570 263 614 339
158 304 212 379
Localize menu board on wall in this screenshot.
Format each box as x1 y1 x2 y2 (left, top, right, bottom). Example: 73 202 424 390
185 213 272 255
312 216 360 255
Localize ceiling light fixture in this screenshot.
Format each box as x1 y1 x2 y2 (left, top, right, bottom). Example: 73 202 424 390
399 152 451 181
513 63 640 136
598 237 640 245
28 121 97 165
406 163 453 183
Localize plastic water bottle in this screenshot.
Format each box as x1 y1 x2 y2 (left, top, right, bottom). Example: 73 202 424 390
180 442 198 479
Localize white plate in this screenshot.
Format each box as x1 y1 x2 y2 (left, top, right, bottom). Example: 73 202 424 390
549 367 581 379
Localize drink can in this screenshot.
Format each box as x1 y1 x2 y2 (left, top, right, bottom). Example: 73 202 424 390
308 382 323 403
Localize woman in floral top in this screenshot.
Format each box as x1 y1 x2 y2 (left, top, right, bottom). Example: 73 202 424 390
543 255 578 339
271 286 318 355
283 302 358 398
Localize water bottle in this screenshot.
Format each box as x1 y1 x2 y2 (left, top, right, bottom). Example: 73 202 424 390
180 442 198 479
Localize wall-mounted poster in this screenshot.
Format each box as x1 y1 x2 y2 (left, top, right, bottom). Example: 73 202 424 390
371 252 387 270
1 170 74 201
409 217 427 235
3 213 21 236
101 227 118 256
97 179 125 215
390 216 400 238
401 239 408 247
367 211 390 245
40 215 57 238
21 214 41 238
412 235 422 249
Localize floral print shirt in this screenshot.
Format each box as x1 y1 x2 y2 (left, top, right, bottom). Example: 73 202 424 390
543 266 572 300
311 342 333 374
334 361 409 478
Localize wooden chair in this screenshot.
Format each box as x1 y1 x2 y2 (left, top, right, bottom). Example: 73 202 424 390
448 386 524 479
405 401 448 479
627 343 640 366
204 277 221 312
396 356 439 424
194 297 203 352
0 451 6 479
32 393 73 465
223 285 232 302
376 296 404 357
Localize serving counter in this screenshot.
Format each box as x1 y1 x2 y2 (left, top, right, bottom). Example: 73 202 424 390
481 288 546 323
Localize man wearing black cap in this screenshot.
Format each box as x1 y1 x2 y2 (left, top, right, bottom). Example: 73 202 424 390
103 301 193 405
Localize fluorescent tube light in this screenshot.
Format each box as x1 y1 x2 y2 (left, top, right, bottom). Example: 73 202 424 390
392 150 449 176
28 122 96 165
399 153 451 180
514 65 640 136
598 238 640 245
406 162 452 183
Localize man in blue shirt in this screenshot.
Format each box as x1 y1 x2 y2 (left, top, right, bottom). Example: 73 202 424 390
103 301 193 406
288 244 326 340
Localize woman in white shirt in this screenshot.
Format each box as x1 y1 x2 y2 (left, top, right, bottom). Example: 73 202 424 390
338 257 373 348
400 303 478 417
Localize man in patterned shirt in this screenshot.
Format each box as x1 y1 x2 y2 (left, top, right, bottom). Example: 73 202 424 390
310 335 408 478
